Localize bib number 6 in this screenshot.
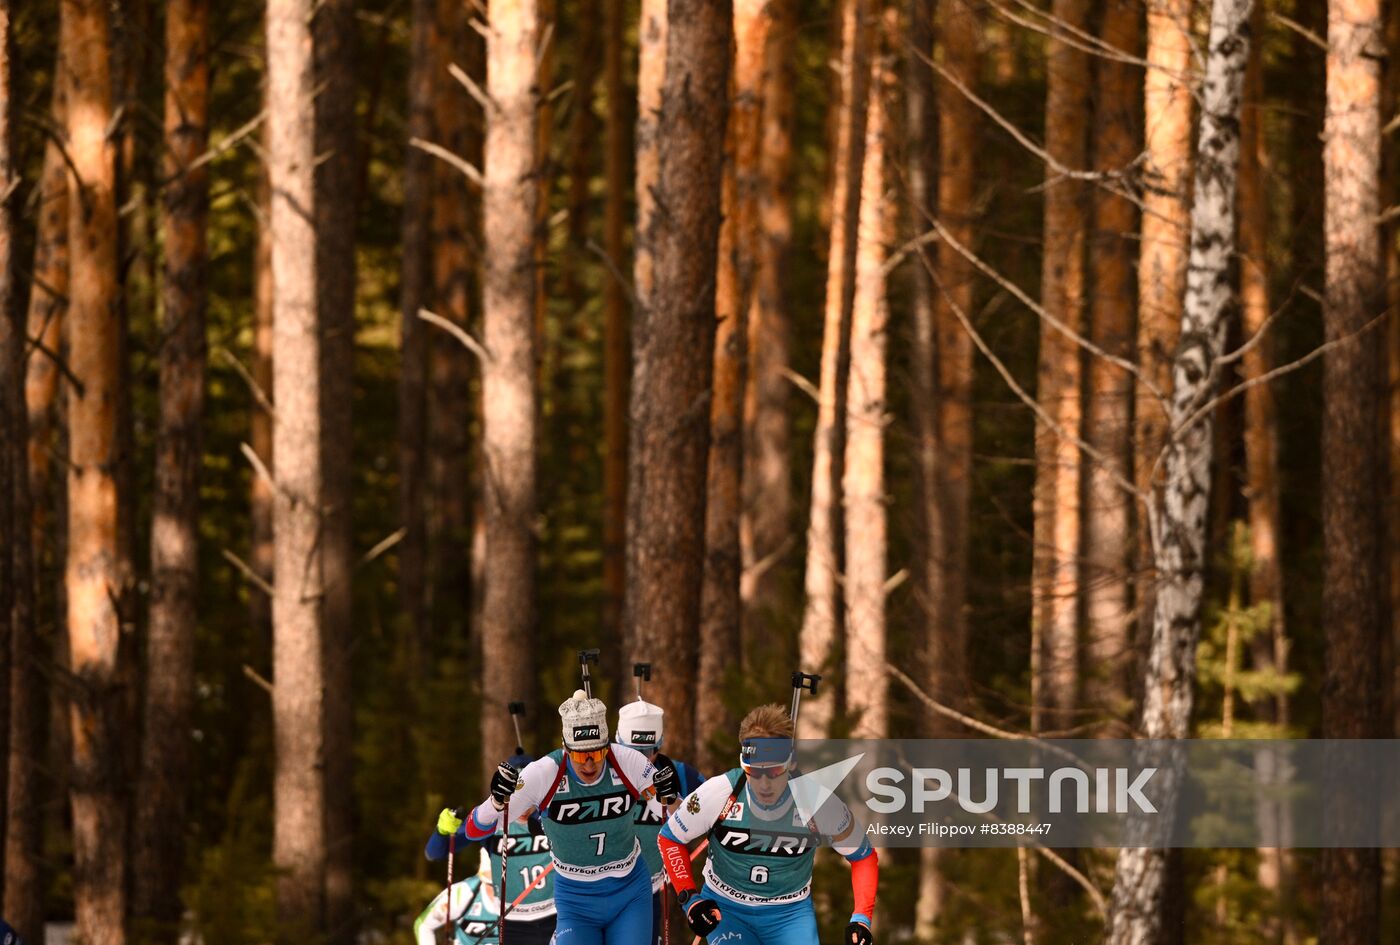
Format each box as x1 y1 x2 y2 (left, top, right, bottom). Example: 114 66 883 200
750 865 769 885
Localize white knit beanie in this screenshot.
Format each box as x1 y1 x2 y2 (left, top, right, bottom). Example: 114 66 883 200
616 699 665 749
559 689 610 750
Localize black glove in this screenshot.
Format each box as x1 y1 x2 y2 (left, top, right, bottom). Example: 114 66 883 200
652 753 679 801
526 812 546 836
684 898 722 937
489 761 520 809
845 921 874 945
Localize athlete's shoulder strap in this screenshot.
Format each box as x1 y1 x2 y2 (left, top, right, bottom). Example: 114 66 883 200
606 745 641 801
707 769 747 838
537 750 569 811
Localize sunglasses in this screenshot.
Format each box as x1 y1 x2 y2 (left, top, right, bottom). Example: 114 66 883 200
741 762 791 781
568 747 608 764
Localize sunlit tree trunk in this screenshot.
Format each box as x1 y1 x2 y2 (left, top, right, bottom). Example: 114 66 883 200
399 0 434 659
1031 0 1091 734
602 0 629 663
479 0 540 773
1321 0 1385 941
1105 3 1252 941
1238 14 1293 931
699 0 767 771
1135 0 1194 639
797 0 870 737
562 0 601 318
9 63 68 944
844 7 895 741
625 0 731 762
268 0 327 935
132 0 208 936
0 0 16 889
252 141 275 675
740 0 794 651
315 0 357 936
1386 0 1400 746
1084 0 1140 724
61 0 128 938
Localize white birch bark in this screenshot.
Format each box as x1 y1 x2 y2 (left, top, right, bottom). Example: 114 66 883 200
1104 0 1253 940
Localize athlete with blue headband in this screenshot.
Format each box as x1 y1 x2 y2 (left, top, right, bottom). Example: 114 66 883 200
657 702 879 944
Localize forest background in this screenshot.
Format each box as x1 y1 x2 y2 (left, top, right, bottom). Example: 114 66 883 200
0 0 1395 943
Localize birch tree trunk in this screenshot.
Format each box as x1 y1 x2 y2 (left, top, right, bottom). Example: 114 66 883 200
1321 0 1385 940
1105 3 1252 941
1135 0 1194 635
479 0 540 773
625 0 732 762
844 8 895 741
699 0 768 771
1032 0 1092 734
398 0 434 660
314 0 357 936
268 0 327 935
1084 0 1141 724
61 0 129 937
797 0 871 737
740 0 795 649
133 0 208 935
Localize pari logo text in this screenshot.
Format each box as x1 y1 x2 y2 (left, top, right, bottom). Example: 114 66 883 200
864 766 1158 814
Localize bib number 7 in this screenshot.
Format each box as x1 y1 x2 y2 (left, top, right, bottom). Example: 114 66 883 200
590 832 607 856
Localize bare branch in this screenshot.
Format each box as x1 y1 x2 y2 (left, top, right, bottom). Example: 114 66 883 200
162 109 267 186
242 663 275 695
586 238 639 310
25 332 85 398
780 367 820 404
215 345 274 416
409 137 484 188
1268 11 1326 51
239 442 284 500
418 308 491 362
448 62 496 114
1214 277 1304 367
223 549 274 597
359 528 406 569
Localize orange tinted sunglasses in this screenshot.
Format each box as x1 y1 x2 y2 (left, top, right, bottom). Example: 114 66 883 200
568 747 607 764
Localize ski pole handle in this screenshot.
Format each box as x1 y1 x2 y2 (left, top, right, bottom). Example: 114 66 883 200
633 662 652 701
508 701 526 754
790 671 822 722
578 649 600 698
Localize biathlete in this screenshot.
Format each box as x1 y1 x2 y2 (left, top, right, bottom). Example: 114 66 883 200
462 689 681 945
427 753 557 945
413 849 502 945
615 690 705 944
658 704 879 945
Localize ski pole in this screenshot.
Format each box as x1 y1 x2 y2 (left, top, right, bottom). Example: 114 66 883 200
508 701 527 755
634 662 651 701
578 648 600 698
790 671 821 724
497 792 510 943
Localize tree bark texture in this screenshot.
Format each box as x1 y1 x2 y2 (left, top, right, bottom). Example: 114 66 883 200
1134 0 1194 637
740 0 795 651
399 0 434 661
844 9 895 741
133 0 208 935
479 0 540 774
61 0 129 937
1031 0 1092 734
252 144 275 680
315 0 358 937
268 0 327 935
1084 0 1141 725
930 0 979 715
602 0 629 657
698 0 768 771
797 0 870 737
625 0 732 762
0 0 17 892
1105 4 1252 942
1321 0 1385 941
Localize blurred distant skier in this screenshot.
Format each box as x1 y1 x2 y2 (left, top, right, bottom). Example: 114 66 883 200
413 849 501 945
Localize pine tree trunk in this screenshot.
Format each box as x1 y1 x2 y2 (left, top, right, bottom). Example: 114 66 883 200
699 0 768 771
268 0 327 935
1135 0 1194 639
740 0 794 652
1105 4 1252 941
1386 0 1400 746
427 0 477 638
61 0 128 937
1238 15 1293 929
9 63 68 945
1321 0 1384 940
314 0 357 937
602 0 629 663
1031 0 1091 734
562 0 600 317
398 0 434 661
625 0 731 762
844 7 895 741
479 0 540 772
931 0 978 714
0 0 17 892
132 0 208 935
1084 0 1140 724
798 0 870 737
